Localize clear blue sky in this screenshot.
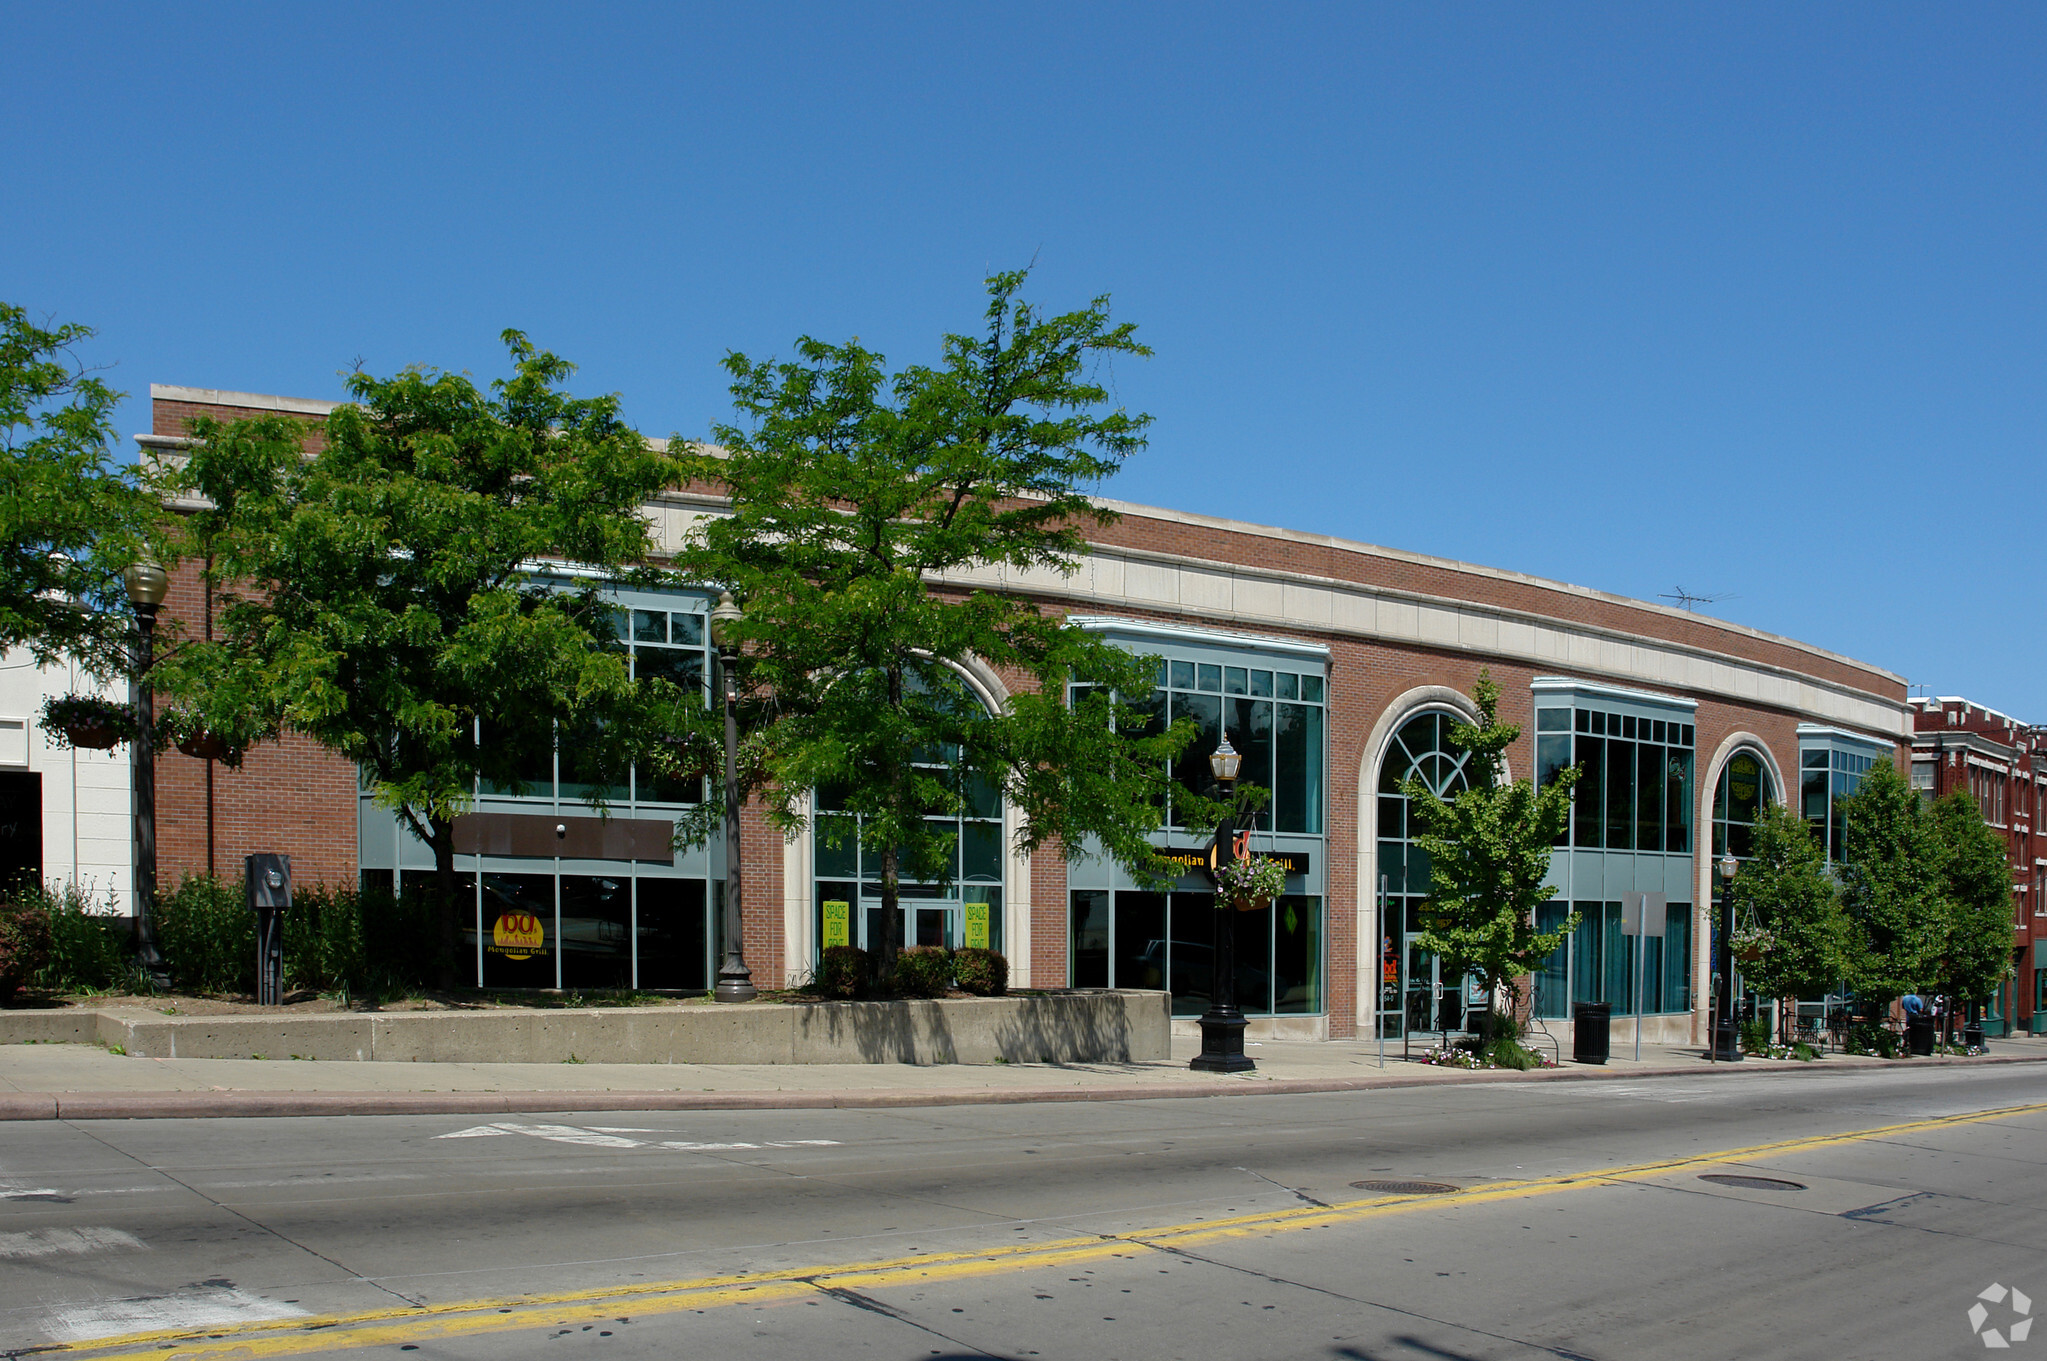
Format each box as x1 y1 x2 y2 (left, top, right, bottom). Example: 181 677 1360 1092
7 4 2042 718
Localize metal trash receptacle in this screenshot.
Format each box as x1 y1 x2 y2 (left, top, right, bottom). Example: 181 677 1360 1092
1906 1015 1935 1056
1573 1002 1611 1064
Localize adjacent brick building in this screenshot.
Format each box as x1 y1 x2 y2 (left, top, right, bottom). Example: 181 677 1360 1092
1909 697 2045 1035
133 383 1914 1047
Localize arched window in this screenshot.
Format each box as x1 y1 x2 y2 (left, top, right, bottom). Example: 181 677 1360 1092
1712 750 1775 861
1376 710 1476 1038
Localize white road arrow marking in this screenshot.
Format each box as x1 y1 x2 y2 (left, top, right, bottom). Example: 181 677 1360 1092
435 1124 842 1151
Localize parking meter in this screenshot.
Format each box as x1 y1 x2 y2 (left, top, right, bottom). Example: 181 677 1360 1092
246 853 291 1006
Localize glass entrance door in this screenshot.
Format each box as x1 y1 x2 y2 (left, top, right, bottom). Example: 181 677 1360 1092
861 899 961 951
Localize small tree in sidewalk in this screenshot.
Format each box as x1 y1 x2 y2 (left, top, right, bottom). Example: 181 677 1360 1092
1403 670 1580 1050
1729 803 1848 1031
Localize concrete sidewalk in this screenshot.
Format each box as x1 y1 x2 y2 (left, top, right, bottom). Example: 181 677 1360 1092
4 1031 2043 1120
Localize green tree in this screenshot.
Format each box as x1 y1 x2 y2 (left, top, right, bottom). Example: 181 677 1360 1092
672 271 1203 974
160 334 697 987
1838 760 1945 1005
1402 671 1581 1017
0 304 157 670
1929 790 2015 1011
1730 803 1847 1003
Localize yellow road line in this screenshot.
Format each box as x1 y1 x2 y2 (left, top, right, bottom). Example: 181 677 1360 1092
47 1100 2047 1360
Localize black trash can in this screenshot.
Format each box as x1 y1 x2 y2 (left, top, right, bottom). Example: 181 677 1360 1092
1573 1002 1611 1065
1906 1015 1935 1056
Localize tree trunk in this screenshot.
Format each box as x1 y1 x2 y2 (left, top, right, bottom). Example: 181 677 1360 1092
431 813 460 992
877 663 905 981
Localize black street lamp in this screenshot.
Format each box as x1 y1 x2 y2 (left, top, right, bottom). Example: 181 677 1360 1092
125 560 171 990
1712 852 1744 1062
1190 732 1254 1073
708 590 756 1003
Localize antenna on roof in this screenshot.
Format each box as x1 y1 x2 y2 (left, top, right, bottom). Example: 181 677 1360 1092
1660 586 1735 613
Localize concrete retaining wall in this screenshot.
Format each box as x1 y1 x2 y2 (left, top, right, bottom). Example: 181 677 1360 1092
0 990 1171 1066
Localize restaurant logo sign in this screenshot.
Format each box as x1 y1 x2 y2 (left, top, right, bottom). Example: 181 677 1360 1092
490 911 546 960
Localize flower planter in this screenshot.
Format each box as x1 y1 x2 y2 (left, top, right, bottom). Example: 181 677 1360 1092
60 720 125 750
176 731 239 764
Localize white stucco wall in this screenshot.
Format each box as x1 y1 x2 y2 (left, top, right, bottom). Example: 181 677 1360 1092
0 648 132 914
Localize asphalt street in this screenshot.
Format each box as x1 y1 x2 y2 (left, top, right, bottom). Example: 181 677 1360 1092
2 1063 2042 1360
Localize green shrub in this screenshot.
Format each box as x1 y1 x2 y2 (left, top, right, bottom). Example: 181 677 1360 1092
891 945 953 999
953 947 1008 997
155 874 254 995
1484 1037 1544 1071
1846 1022 1900 1059
812 945 870 999
15 882 129 993
1739 1018 1773 1055
0 896 54 1003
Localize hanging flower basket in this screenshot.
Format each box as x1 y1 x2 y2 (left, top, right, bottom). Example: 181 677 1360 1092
41 695 135 751
175 730 243 766
1216 853 1288 913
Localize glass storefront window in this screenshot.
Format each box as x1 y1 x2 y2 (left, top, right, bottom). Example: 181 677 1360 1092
1066 888 1321 1016
1541 706 1693 852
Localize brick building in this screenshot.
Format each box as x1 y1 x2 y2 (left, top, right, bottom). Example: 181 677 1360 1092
135 383 1912 1047
1908 697 2045 1035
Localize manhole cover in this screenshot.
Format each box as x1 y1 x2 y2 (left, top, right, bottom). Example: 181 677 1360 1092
1699 1174 1806 1192
1350 1179 1460 1195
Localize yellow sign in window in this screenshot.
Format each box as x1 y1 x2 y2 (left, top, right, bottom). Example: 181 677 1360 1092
963 901 990 950
822 900 850 949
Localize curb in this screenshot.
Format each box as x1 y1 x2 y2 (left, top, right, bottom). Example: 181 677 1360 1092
3 1050 2041 1121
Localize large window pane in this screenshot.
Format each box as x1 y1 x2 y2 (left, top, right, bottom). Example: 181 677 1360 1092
559 874 632 990
1114 891 1167 994
1534 903 1570 1018
1665 749 1693 853
1169 692 1222 829
637 877 707 991
1227 696 1276 800
1663 902 1692 1012
1636 743 1663 853
1605 739 1634 850
1168 891 1214 1015
1575 735 1604 848
1070 891 1108 987
481 873 556 989
1275 701 1323 833
1273 895 1320 1014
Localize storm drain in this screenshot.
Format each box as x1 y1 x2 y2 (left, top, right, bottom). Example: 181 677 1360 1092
1698 1174 1806 1192
1350 1179 1461 1195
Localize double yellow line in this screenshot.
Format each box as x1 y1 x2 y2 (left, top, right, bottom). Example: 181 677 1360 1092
47 1101 2047 1360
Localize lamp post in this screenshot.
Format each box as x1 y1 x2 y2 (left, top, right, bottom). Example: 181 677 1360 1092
125 561 171 990
708 590 756 1003
1713 852 1744 1062
1190 732 1254 1073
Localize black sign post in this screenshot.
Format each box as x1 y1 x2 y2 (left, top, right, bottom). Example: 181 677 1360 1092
246 853 291 1007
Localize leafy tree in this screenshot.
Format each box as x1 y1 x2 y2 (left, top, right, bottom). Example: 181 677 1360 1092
672 271 1203 974
1838 760 1945 1005
1730 803 1847 1003
159 334 697 987
0 304 157 670
1402 671 1580 1016
1929 790 2015 1010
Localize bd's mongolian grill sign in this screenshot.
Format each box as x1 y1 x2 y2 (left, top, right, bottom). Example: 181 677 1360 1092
490 910 547 960
1156 846 1309 877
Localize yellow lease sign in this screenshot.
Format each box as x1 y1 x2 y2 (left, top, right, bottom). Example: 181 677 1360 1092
822 900 850 948
963 901 990 949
